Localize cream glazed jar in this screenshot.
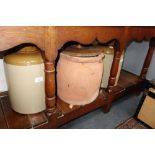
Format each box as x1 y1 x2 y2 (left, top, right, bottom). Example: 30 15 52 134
4 46 45 114
93 44 124 88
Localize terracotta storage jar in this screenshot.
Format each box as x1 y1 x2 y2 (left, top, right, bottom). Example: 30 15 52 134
4 46 45 114
57 45 104 107
107 42 124 86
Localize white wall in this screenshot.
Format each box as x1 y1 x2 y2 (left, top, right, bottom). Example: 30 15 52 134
0 41 155 92
0 59 8 92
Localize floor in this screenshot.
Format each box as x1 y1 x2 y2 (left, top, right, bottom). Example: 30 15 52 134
115 117 149 129
60 93 142 129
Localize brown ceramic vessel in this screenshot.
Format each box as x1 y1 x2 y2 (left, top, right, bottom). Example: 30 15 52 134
57 46 104 107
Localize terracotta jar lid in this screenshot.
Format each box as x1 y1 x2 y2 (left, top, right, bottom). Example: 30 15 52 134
4 46 43 66
63 45 103 57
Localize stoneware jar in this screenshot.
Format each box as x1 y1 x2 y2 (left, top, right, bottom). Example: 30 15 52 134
4 46 45 114
57 45 104 108
94 44 124 88
100 46 114 88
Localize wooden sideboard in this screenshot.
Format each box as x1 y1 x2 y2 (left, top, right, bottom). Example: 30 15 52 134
0 26 155 129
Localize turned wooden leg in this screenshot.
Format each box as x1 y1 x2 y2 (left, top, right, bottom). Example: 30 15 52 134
102 97 113 113
140 38 155 79
107 40 122 92
103 102 112 113
45 61 56 116
104 41 123 112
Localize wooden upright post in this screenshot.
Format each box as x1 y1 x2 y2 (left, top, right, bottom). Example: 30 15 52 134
103 40 123 112
44 27 58 117
140 38 155 79
45 61 56 116
107 40 123 92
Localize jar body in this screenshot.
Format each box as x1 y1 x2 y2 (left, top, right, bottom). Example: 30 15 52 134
57 52 104 106
4 46 45 114
94 45 124 88
93 46 114 88
101 53 114 88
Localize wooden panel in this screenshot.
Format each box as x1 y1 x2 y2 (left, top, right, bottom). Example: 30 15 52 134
118 78 134 88
0 95 49 129
109 85 124 93
0 26 45 52
119 70 139 85
118 74 136 88
1 96 32 129
28 112 48 128
101 70 145 112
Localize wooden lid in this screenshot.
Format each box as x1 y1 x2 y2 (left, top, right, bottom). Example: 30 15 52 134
93 45 114 55
4 46 43 66
63 45 102 57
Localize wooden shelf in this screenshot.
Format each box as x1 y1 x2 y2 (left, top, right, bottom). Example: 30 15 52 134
0 93 48 129
0 70 146 129
0 26 154 129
